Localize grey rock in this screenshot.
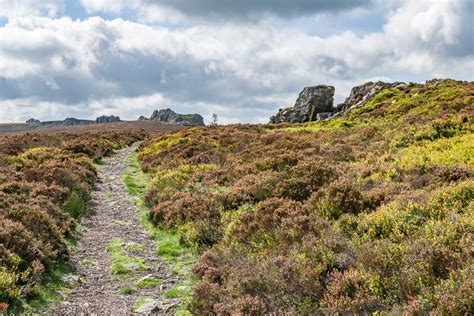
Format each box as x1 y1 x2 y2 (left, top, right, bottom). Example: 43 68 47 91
136 300 161 314
148 108 204 126
61 118 95 126
270 85 335 123
137 274 155 283
96 115 121 124
138 115 149 121
125 263 141 271
316 112 333 120
26 118 41 125
335 81 403 112
36 118 95 127
60 275 82 285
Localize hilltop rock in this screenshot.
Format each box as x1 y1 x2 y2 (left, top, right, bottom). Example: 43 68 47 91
96 115 121 124
26 118 41 125
335 81 403 112
62 118 94 126
138 115 149 121
270 85 335 123
148 108 205 126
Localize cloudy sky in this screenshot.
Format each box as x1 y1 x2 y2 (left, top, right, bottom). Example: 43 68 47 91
0 0 473 124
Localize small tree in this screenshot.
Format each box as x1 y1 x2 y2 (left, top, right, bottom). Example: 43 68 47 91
210 113 218 127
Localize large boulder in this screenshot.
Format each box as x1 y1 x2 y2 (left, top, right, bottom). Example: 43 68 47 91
335 81 403 112
96 115 121 124
270 85 335 123
148 108 205 126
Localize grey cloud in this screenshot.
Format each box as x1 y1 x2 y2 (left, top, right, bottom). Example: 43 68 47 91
148 0 373 20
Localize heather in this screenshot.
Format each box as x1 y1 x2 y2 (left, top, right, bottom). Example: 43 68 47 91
0 131 143 309
138 79 473 314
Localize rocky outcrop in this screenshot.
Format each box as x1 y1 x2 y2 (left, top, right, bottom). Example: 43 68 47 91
96 115 121 124
335 81 404 112
269 81 409 124
138 115 149 121
147 108 205 126
270 85 335 124
61 118 94 126
26 118 41 125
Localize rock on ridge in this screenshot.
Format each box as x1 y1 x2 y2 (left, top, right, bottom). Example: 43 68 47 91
148 108 205 126
96 115 121 124
335 81 404 112
269 81 408 124
270 85 335 124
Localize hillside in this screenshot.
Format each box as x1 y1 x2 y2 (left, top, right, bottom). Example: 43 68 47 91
0 79 472 314
136 79 473 314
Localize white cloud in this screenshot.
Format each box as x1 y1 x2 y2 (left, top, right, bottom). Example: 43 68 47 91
0 0 472 123
79 0 129 14
0 0 63 19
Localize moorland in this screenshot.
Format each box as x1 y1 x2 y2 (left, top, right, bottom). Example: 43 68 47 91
0 79 473 314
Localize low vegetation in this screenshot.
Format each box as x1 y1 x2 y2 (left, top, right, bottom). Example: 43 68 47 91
137 79 473 314
0 130 144 312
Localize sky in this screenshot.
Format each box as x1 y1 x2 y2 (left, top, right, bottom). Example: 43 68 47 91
0 0 473 124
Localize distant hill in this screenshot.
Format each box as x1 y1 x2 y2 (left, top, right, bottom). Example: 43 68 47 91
26 115 122 127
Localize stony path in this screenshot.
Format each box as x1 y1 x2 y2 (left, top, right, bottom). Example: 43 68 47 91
52 147 180 315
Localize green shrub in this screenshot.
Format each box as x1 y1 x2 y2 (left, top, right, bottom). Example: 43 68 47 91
308 179 366 220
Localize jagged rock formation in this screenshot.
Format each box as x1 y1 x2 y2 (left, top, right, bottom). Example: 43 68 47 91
270 81 409 124
270 85 334 124
96 115 121 124
335 81 405 112
147 108 205 126
26 118 41 125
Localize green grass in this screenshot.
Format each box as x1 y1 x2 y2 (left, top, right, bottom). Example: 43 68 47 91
123 144 197 313
119 286 136 294
80 258 97 267
19 262 73 313
110 219 131 226
135 276 161 288
106 239 148 276
163 285 192 299
123 145 196 273
63 188 89 219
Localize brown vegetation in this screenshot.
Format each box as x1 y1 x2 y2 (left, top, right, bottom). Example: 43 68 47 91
138 79 474 314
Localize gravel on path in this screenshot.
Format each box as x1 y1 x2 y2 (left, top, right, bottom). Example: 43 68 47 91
51 147 180 315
